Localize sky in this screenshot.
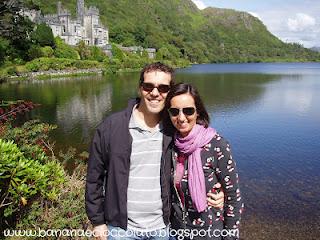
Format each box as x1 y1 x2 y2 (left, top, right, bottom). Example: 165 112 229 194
191 0 320 48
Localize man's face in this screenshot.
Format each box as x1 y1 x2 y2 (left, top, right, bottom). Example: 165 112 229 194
139 71 172 115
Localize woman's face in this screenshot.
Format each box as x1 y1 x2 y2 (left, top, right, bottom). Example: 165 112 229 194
169 93 197 137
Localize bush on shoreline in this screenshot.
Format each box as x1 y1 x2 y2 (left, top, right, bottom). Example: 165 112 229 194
0 101 91 238
25 58 102 72
0 119 66 233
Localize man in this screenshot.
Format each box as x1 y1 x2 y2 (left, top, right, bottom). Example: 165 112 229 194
85 62 224 240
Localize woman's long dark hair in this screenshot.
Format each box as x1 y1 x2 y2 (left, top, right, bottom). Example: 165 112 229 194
163 83 210 129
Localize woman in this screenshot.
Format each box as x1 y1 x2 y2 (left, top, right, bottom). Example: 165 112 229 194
165 83 243 240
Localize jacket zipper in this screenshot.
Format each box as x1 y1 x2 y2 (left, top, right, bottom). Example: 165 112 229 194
162 136 172 225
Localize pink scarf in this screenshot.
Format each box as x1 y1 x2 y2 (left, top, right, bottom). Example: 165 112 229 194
174 124 216 212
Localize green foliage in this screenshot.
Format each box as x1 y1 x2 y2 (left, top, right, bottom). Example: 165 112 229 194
73 59 102 69
25 57 101 72
0 1 35 60
76 40 92 60
2 120 57 161
8 148 92 239
14 164 91 239
31 23 55 47
0 104 91 234
103 45 156 73
76 41 107 62
0 37 10 65
54 37 80 60
0 65 28 79
41 46 54 57
27 44 43 60
90 46 106 62
0 134 65 230
111 44 125 61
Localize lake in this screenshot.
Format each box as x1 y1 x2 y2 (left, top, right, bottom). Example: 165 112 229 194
1 63 319 238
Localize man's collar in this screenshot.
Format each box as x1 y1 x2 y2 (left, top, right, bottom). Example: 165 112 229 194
129 105 163 132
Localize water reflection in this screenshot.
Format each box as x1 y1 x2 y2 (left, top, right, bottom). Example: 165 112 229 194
56 85 112 136
176 73 280 113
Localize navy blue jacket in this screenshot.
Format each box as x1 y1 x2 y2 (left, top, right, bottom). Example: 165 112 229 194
85 99 173 229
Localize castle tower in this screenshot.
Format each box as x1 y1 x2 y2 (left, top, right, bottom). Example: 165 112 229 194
77 0 85 24
57 1 62 15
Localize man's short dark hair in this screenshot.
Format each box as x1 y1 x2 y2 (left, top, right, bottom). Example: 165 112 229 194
139 62 175 86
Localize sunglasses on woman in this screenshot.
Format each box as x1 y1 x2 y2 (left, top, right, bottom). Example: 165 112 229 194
168 107 196 117
141 82 171 94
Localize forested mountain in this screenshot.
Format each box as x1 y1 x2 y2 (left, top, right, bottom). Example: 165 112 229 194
26 0 320 63
310 47 320 52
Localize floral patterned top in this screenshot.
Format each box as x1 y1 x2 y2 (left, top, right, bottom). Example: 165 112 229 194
171 134 244 240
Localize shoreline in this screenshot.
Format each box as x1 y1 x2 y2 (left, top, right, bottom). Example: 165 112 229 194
0 66 167 82
2 68 104 82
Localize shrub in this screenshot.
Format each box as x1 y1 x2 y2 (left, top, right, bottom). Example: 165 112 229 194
73 60 101 69
111 44 125 61
13 163 92 239
54 37 80 60
89 46 106 62
0 102 92 236
25 58 101 72
0 139 65 227
27 44 43 60
41 46 54 58
76 40 92 60
2 120 57 161
5 66 18 75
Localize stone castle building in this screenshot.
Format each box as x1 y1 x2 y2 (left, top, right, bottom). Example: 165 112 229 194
24 0 157 58
26 0 109 47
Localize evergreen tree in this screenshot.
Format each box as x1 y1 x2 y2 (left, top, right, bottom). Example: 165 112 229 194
31 23 55 47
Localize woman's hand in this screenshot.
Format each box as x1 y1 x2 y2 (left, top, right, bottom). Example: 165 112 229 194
93 224 108 240
207 182 224 209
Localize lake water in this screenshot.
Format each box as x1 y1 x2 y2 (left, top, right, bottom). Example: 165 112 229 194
1 63 319 236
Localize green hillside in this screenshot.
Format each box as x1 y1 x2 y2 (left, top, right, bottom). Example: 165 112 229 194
26 0 320 63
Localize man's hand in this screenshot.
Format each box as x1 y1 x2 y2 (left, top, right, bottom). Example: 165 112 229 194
93 224 108 240
207 182 224 209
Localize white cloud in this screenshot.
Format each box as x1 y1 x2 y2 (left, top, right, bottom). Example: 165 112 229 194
257 10 320 47
193 1 320 47
192 0 207 10
287 13 316 32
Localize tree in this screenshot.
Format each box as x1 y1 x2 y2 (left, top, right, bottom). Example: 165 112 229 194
0 0 34 60
0 37 10 65
156 47 170 61
31 23 55 47
76 40 91 60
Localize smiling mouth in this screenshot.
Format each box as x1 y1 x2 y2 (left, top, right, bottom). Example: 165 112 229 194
178 123 188 128
149 99 160 102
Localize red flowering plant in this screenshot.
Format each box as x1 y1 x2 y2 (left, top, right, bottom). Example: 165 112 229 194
0 100 65 232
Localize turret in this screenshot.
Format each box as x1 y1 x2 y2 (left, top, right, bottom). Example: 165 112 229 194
77 0 85 24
